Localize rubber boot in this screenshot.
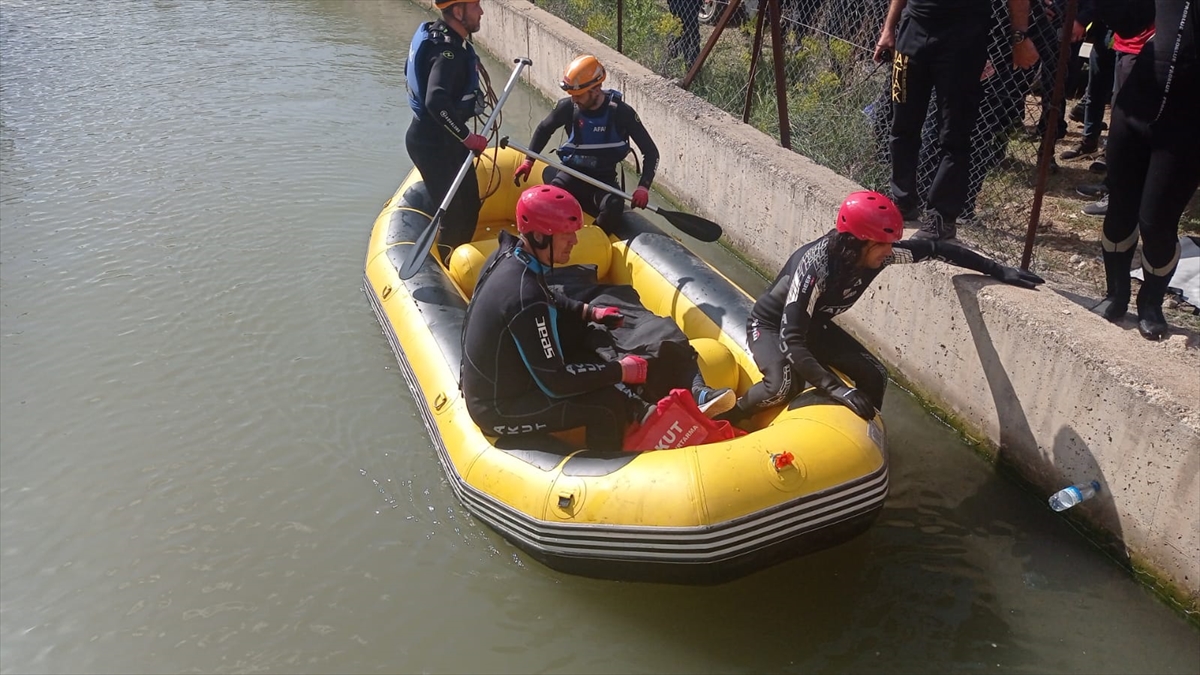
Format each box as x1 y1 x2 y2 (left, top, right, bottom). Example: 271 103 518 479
593 194 625 234
1135 268 1174 341
1093 249 1134 321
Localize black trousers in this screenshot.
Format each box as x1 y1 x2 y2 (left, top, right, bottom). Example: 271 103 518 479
549 170 624 234
472 385 641 453
1103 87 1200 277
889 14 988 222
405 118 481 254
738 319 889 414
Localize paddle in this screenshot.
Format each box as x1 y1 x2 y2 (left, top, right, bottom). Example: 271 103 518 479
500 137 723 243
399 57 533 281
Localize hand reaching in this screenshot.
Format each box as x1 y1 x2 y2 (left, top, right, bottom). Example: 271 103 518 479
589 305 625 329
992 265 1045 289
828 385 875 420
513 158 535 186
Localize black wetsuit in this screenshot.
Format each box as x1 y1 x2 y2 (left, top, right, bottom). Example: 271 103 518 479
736 232 1009 415
1095 0 1199 321
889 0 991 222
526 93 660 232
405 20 482 253
460 232 638 452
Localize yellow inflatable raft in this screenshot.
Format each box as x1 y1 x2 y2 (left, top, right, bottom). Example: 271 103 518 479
364 147 888 583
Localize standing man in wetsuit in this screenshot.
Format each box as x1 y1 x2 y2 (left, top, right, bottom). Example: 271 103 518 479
1091 0 1198 340
726 191 1044 422
512 55 660 234
874 0 1040 240
460 185 650 452
405 0 488 254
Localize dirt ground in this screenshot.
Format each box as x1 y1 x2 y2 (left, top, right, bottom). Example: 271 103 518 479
960 107 1200 335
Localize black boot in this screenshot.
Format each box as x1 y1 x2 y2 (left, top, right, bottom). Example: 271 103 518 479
1093 249 1133 322
593 194 625 234
1136 268 1174 341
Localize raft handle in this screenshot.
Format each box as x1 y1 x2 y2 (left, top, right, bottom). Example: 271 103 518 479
557 492 574 509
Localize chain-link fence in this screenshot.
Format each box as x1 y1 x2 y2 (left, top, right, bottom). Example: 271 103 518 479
533 0 1197 294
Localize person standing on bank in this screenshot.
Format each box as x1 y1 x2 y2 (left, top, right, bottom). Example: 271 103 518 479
512 55 660 234
460 185 651 452
405 0 489 254
874 0 1040 240
725 191 1044 422
1091 0 1199 340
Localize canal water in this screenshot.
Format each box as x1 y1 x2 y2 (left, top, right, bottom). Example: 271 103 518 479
1 0 1195 673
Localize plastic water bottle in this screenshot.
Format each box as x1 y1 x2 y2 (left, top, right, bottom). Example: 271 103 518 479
1048 480 1101 512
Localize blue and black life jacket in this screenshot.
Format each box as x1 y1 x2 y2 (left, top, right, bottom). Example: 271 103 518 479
558 90 630 172
405 21 479 120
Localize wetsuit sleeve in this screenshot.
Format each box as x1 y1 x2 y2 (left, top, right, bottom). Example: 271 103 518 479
528 99 575 155
779 266 846 395
425 46 473 142
551 291 586 319
894 239 1002 275
619 103 659 188
507 301 622 397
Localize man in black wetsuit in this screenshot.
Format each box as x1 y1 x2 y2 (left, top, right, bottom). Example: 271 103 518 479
727 191 1044 422
874 0 1039 240
512 55 660 233
405 0 488 254
1091 0 1199 340
460 185 651 452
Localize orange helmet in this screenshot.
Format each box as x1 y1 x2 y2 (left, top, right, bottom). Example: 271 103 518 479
434 0 477 10
560 55 606 93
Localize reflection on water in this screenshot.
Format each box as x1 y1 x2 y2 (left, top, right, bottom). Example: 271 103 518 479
0 0 1196 673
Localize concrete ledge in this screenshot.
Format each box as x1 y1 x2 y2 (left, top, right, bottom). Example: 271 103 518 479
467 0 1200 610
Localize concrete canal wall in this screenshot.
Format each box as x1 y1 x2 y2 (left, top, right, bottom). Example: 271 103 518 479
434 0 1200 610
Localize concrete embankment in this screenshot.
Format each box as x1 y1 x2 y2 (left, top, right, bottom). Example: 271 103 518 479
454 0 1200 611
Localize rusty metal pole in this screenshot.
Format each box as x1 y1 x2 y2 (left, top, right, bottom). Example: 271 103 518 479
765 0 791 149
617 0 624 53
680 0 743 90
742 2 770 123
1022 0 1077 270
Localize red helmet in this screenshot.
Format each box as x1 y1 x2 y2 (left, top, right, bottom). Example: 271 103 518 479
835 191 903 243
516 185 583 236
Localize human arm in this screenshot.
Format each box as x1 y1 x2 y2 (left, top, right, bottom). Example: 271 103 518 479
874 0 907 63
894 239 1046 288
425 48 476 144
515 100 574 183
620 105 659 190
507 302 624 398
1008 0 1041 69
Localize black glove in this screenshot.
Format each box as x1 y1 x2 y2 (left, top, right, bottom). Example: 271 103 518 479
827 385 876 420
992 265 1045 289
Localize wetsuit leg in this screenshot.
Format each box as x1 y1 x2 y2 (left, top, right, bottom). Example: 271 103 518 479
732 321 801 416
550 172 624 233
807 321 889 410
478 386 636 452
406 120 481 254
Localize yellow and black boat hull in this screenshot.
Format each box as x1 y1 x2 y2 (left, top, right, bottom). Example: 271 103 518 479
364 148 888 583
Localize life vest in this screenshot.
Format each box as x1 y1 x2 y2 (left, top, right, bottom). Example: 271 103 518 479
623 389 745 452
558 90 631 172
405 21 480 120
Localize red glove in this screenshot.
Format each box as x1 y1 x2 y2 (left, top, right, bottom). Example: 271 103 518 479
631 186 650 209
619 355 648 384
589 305 625 329
463 133 488 155
513 158 535 186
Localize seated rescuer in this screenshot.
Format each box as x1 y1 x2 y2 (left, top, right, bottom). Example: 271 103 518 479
727 191 1045 422
405 0 489 254
460 185 651 452
512 55 660 233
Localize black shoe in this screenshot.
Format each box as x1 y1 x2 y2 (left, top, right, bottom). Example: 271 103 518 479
1082 195 1108 217
1061 137 1100 159
1076 183 1107 199
1094 249 1134 322
911 211 957 241
1069 102 1084 122
1136 266 1175 341
694 387 735 418
1088 160 1107 174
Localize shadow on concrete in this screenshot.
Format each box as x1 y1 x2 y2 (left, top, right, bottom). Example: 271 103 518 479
1052 289 1200 351
952 275 1130 568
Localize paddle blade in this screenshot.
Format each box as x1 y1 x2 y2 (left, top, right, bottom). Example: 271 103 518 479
656 208 723 242
399 211 442 280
